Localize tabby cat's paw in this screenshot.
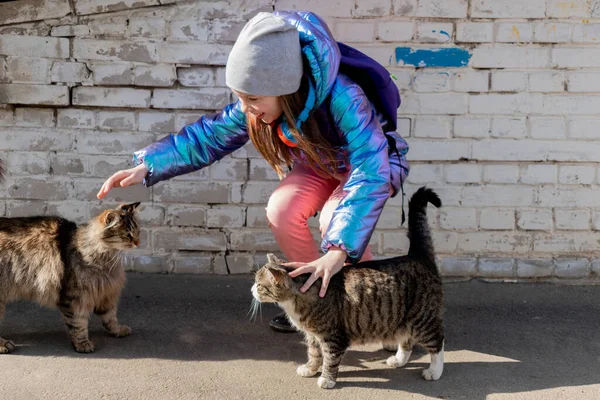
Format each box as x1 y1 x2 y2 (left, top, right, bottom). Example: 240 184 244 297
0 339 16 354
111 325 132 338
422 367 442 381
317 376 336 389
73 340 95 353
296 364 319 377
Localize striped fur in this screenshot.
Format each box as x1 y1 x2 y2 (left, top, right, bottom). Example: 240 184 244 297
252 187 444 388
0 202 140 354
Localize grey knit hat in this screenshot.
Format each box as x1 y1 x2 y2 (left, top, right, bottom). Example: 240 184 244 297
225 12 303 96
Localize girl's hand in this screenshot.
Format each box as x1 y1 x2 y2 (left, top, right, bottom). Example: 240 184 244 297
97 163 148 199
285 248 347 297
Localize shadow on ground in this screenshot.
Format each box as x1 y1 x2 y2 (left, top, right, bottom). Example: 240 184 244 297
2 274 599 399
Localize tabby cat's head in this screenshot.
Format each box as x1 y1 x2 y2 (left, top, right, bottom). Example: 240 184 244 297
252 253 295 303
96 202 141 250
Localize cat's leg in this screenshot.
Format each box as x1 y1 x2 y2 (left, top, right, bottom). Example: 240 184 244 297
0 303 16 354
317 336 349 389
59 302 95 353
418 323 444 381
386 335 414 368
381 338 397 352
94 298 131 338
297 334 322 377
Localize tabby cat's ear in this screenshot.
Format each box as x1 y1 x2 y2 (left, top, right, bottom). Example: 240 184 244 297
119 202 141 213
266 253 281 265
266 266 287 285
103 211 119 227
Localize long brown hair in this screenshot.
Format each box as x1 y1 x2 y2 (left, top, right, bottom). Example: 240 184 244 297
246 76 339 179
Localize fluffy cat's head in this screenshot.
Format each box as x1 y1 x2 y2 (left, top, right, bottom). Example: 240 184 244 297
96 202 141 250
252 253 295 303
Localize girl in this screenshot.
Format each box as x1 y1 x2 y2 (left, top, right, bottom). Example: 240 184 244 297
97 10 409 332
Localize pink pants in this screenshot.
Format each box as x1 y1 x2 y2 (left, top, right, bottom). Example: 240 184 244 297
265 164 374 263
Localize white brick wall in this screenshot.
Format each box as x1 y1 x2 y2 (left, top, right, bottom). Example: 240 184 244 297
1 0 600 280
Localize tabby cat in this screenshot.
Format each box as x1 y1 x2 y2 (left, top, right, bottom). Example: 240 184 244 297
252 187 444 389
0 202 140 354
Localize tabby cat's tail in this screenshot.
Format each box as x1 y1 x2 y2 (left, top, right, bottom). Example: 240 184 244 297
407 187 441 268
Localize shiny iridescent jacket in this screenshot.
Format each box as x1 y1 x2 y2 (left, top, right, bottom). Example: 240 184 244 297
132 11 410 263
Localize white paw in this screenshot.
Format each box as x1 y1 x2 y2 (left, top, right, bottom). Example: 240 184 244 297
386 355 400 367
317 376 336 389
296 364 318 377
422 367 442 381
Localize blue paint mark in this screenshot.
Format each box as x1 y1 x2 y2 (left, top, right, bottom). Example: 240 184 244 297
395 48 472 67
439 30 450 38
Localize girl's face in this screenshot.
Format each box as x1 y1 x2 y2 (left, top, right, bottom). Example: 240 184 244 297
233 90 283 124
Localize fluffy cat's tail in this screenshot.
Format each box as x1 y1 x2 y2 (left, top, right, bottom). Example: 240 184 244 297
407 187 441 267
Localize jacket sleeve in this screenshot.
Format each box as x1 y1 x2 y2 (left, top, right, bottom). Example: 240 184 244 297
132 100 249 187
321 83 392 263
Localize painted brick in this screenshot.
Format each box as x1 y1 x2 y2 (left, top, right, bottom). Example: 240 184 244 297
135 64 176 87
415 23 453 43
459 232 531 253
456 23 493 43
0 84 69 106
14 108 55 128
496 23 533 43
471 46 550 69
470 94 542 115
90 62 134 85
491 71 528 92
336 22 374 43
534 23 571 43
569 118 600 140
411 71 451 92
406 163 443 184
51 61 90 83
516 258 553 278
51 25 90 37
157 42 231 65
376 21 413 42
74 40 158 63
567 72 600 92
530 117 566 139
168 20 210 41
444 164 481 184
471 0 546 18
57 109 96 128
480 208 515 230
6 57 51 84
75 131 155 155
461 185 534 207
399 93 468 115
7 152 49 175
552 48 600 68
413 116 452 138
207 206 245 228
88 16 128 37
97 111 136 130
249 159 280 181
230 229 279 251
572 24 600 43
138 112 175 133
246 205 268 228
483 165 519 184
453 70 489 92
529 71 564 93
555 258 590 279
478 258 515 278
555 209 590 230
0 35 69 58
353 0 391 17
87 155 129 177
491 117 527 139
559 165 595 184
208 158 248 181
153 228 227 251
130 18 167 38
440 257 476 277
440 208 477 231
172 255 213 274
74 0 160 15
154 182 231 204
73 87 151 108
167 205 207 227
210 19 247 43
152 88 230 109
534 233 600 253
416 0 467 18
517 209 553 231
177 67 216 87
